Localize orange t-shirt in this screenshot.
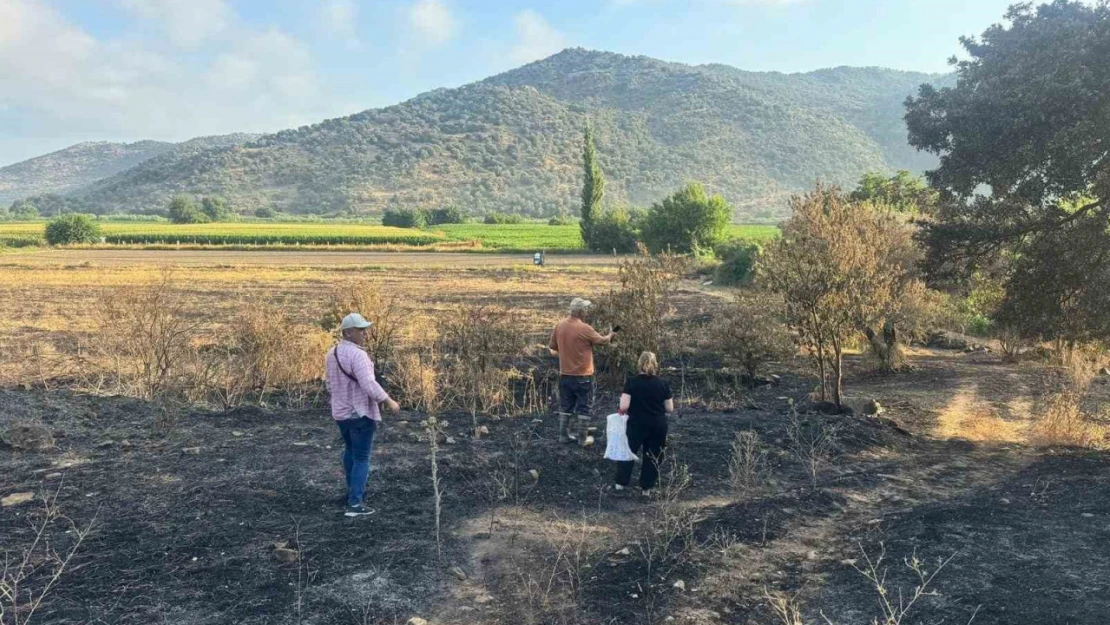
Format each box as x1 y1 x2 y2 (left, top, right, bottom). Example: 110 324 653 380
549 317 604 376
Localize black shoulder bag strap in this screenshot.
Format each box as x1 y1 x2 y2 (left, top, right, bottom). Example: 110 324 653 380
334 348 360 384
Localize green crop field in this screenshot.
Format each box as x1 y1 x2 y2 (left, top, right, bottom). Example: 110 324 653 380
0 221 779 251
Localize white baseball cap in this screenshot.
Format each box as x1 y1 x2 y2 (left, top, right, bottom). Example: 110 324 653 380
569 297 592 313
339 313 373 330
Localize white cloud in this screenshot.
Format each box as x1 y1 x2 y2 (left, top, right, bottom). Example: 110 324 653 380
408 0 457 46
0 0 338 159
320 0 360 46
509 10 566 64
119 0 232 48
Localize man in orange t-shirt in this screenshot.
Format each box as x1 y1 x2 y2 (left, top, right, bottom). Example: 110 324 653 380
548 297 615 444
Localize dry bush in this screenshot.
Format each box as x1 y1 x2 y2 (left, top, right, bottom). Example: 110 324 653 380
760 185 927 406
713 291 795 378
1 486 97 625
436 304 525 371
83 272 201 400
392 350 443 414
592 251 687 377
1029 349 1108 448
764 589 806 625
787 402 840 488
728 430 767 498
437 304 526 435
320 279 404 368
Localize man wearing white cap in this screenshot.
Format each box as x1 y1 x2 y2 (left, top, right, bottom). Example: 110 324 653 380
326 313 400 517
548 297 615 444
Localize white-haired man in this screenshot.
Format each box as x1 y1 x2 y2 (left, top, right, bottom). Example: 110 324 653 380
548 297 615 444
326 313 400 517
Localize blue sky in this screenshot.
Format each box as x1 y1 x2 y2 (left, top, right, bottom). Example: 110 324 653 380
0 0 1023 166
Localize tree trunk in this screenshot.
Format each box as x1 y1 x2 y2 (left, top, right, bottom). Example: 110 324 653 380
832 336 844 409
865 320 902 373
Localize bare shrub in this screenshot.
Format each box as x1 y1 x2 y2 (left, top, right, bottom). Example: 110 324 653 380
320 279 403 368
832 543 962 625
728 430 767 497
437 304 525 436
591 250 687 377
637 457 703 588
1 486 97 625
786 401 840 488
510 515 607 625
713 291 795 378
997 325 1031 362
85 272 201 400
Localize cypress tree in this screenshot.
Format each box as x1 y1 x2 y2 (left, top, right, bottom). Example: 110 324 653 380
580 121 605 247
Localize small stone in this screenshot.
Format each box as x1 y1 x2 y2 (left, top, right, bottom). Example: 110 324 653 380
474 594 493 605
528 469 540 481
1 492 34 507
806 550 819 561
1000 498 1011 505
274 548 299 563
97 439 115 448
451 566 467 580
770 375 782 385
839 559 858 567
445 437 457 445
862 399 884 416
181 447 201 455
45 472 63 480
477 426 490 435
406 618 430 625
673 580 686 590
293 441 310 446
1082 513 1095 518
631 593 639 599
531 418 544 425
701 280 713 286
232 431 244 437
615 547 631 556
582 435 595 448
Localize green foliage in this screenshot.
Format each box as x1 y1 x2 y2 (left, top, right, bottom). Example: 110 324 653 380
547 213 575 226
587 206 641 254
254 206 278 219
45 213 101 245
200 196 234 221
424 206 466 225
850 170 937 213
580 121 605 247
905 1 1110 343
167 195 209 224
382 208 427 228
8 199 39 220
713 240 761 286
483 212 524 224
641 183 731 253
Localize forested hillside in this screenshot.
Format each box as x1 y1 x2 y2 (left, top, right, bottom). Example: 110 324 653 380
0 134 259 207
10 50 946 221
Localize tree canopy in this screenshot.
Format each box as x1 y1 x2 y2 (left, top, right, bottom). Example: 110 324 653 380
641 183 731 254
905 0 1110 342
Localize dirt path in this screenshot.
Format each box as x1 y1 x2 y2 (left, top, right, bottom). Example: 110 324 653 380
0 249 622 268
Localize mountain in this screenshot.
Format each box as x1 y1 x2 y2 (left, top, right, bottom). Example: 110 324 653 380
0 133 260 206
9 50 948 221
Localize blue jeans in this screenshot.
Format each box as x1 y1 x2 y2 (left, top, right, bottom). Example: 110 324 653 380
337 416 378 507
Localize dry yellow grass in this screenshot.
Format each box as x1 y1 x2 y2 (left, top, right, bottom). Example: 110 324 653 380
934 387 1029 444
0 261 618 387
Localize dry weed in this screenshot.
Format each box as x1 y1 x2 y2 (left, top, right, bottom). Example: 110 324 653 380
1 485 98 625
786 402 840 488
728 430 768 498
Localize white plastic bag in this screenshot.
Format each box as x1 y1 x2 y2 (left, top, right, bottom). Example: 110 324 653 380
603 413 638 461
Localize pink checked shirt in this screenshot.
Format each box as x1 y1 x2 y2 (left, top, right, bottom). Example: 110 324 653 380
325 340 391 421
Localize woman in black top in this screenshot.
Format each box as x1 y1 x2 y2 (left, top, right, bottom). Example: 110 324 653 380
615 351 674 493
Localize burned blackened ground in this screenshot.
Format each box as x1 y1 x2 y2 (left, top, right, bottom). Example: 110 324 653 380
2 349 1110 624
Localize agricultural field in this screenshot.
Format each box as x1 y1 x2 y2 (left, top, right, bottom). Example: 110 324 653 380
1 255 1109 625
0 221 780 252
